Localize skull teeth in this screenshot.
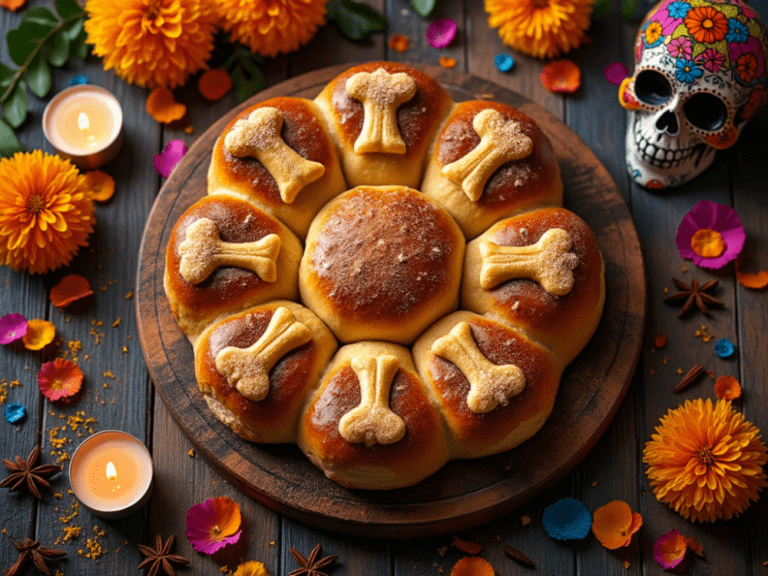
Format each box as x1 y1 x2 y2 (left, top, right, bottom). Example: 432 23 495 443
634 131 694 169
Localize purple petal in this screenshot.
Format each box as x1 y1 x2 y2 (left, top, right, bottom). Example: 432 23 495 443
153 139 188 178
426 18 458 49
1 313 27 345
677 201 745 269
604 62 629 85
653 529 687 569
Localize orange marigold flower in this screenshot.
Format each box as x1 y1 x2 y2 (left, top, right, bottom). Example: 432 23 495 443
685 6 728 44
22 319 56 351
643 398 768 522
84 0 217 89
714 375 741 400
591 500 642 549
37 358 83 401
485 0 592 59
146 88 187 124
217 0 327 58
450 556 494 576
0 151 95 274
233 561 269 576
50 274 94 308
198 69 233 101
84 170 115 202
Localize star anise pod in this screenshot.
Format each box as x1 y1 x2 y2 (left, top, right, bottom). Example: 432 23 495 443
289 544 338 576
664 277 724 317
137 535 189 576
6 538 66 576
0 445 62 499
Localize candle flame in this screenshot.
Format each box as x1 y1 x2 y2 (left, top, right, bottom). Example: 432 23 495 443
78 112 89 131
106 461 117 481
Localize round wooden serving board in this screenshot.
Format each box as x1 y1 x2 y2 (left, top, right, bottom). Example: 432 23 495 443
137 63 646 538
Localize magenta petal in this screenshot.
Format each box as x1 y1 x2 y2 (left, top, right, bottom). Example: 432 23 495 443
185 498 242 555
153 139 188 178
426 18 458 49
1 313 27 345
604 62 629 85
676 201 745 269
653 529 687 569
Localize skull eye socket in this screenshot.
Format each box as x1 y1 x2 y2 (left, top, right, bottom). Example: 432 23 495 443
683 92 728 131
634 70 672 106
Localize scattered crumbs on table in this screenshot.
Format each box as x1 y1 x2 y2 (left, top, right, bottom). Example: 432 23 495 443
103 383 108 388
92 320 103 327
706 369 715 378
64 525 82 541
624 560 631 569
681 266 688 273
695 325 714 342
79 525 106 560
663 286 669 294
104 371 115 379
676 368 683 374
269 541 275 546
521 515 531 526
90 326 104 345
125 292 133 300
54 492 63 499
662 357 669 365
128 335 133 339
0 380 7 403
437 546 447 556
65 317 71 322
68 340 83 362
188 449 195 457
650 370 655 375
59 500 80 524
122 346 128 353
185 125 195 135
591 481 598 487
112 318 121 328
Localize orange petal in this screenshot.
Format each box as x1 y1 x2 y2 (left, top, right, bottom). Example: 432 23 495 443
84 170 116 202
211 496 241 538
22 319 56 350
452 535 482 554
736 269 768 289
450 557 494 576
592 500 641 549
654 334 668 349
714 375 741 400
440 56 457 68
541 60 581 93
686 536 704 557
146 88 186 123
198 68 233 101
389 34 409 53
0 0 26 11
50 274 94 308
690 229 725 258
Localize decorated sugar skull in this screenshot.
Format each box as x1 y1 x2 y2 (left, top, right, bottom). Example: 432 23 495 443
619 0 768 189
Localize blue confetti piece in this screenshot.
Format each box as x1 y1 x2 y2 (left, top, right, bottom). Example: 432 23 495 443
495 54 514 72
715 338 735 358
4 403 26 424
543 497 592 540
69 75 89 86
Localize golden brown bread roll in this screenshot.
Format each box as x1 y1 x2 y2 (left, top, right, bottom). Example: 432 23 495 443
412 312 562 459
299 185 465 345
194 300 337 444
165 194 303 342
314 61 453 189
297 341 449 489
208 96 346 238
461 207 605 367
421 101 563 239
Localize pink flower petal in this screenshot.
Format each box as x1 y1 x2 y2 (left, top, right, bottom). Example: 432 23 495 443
1 313 27 345
185 496 242 555
153 139 188 178
653 529 688 569
676 201 745 269
426 18 458 49
604 62 629 85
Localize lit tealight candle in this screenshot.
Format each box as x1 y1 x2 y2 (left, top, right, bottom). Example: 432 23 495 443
43 85 124 170
69 431 153 519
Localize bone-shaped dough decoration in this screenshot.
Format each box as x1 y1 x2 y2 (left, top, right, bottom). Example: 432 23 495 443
345 68 417 154
178 218 281 285
442 108 533 202
223 106 325 204
215 307 312 402
479 228 579 296
431 322 525 413
338 354 406 447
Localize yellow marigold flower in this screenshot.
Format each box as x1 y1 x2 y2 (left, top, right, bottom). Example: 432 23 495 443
0 151 95 274
84 0 217 89
217 0 328 58
485 0 593 60
643 398 768 522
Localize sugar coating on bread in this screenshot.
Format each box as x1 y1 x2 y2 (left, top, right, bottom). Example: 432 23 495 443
165 62 605 490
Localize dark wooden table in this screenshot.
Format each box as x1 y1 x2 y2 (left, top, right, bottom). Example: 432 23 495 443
2 1 767 574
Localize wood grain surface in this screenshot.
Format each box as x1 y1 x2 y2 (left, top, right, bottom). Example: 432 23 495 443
136 64 646 537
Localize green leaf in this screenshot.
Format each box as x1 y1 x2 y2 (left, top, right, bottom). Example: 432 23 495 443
592 0 612 19
22 7 58 27
232 65 265 103
26 54 52 98
0 63 16 90
72 28 90 59
3 81 28 128
48 29 71 66
0 118 25 158
621 0 639 20
7 28 38 66
326 0 388 41
410 0 437 17
55 0 84 19
62 17 84 41
241 55 262 79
